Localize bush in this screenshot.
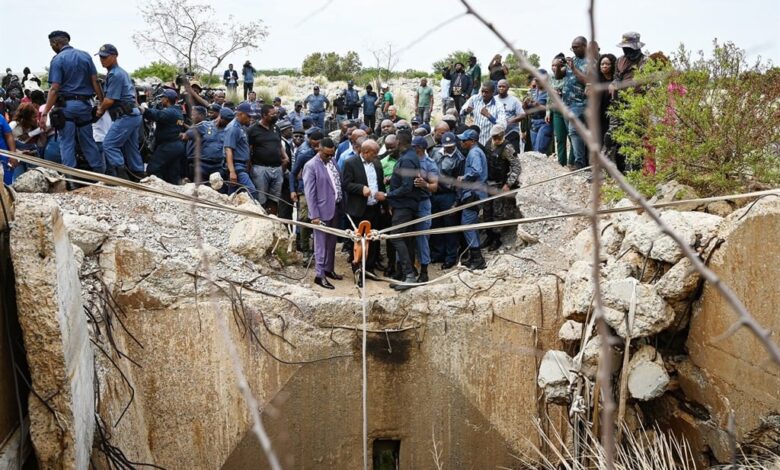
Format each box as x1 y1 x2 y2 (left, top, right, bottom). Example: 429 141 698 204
611 40 780 196
132 61 178 82
301 51 362 81
432 50 475 73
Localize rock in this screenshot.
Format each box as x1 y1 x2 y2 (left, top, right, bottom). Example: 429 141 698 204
229 191 254 207
611 198 642 234
197 184 229 204
604 260 636 281
12 169 50 193
62 213 110 256
627 345 669 401
538 350 574 405
649 180 700 211
603 278 675 338
566 227 608 264
576 334 620 379
558 320 583 344
655 258 702 301
228 213 282 263
705 200 734 217
622 211 723 263
187 244 221 266
209 172 224 190
562 261 601 321
515 226 539 246
72 243 85 272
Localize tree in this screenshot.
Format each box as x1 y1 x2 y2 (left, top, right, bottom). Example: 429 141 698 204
505 50 540 87
369 44 400 85
301 51 362 81
432 50 476 73
132 61 179 82
133 0 268 79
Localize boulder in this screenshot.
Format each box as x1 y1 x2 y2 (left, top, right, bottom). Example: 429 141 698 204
228 213 283 263
603 278 675 338
576 334 619 379
558 320 583 344
209 172 224 191
62 213 110 256
705 200 734 217
538 350 574 405
622 211 723 263
655 258 702 301
562 261 600 321
648 180 700 211
12 169 50 193
627 345 669 401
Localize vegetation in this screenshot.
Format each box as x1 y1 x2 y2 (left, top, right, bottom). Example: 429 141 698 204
611 40 780 196
301 51 362 81
431 50 476 73
132 61 179 82
504 51 541 87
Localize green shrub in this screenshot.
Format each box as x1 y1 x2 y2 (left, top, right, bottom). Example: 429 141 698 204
132 61 178 82
611 40 780 196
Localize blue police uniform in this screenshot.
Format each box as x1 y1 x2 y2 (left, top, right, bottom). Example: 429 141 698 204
459 145 488 249
102 64 143 173
304 93 329 129
48 45 104 172
344 87 359 119
416 154 440 266
186 119 225 179
143 104 185 184
222 119 257 198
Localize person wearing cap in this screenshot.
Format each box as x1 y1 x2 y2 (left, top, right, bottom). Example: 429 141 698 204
304 85 329 129
430 131 465 269
246 103 286 213
181 106 225 181
414 78 434 126
343 80 360 120
291 127 305 154
273 97 287 120
288 101 305 131
223 64 239 94
482 124 521 251
563 36 590 169
290 128 323 256
207 103 222 121
302 137 343 289
443 62 472 114
142 88 185 183
455 128 488 270
221 102 256 196
359 84 378 131
461 82 507 146
411 135 439 283
276 118 295 220
386 130 423 290
95 44 144 179
301 115 314 132
241 61 256 100
467 56 482 97
39 30 106 173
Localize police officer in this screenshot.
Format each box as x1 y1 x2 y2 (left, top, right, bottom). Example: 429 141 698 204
222 102 256 197
39 30 106 173
94 44 144 180
142 89 185 184
344 80 360 120
181 106 225 181
303 85 329 129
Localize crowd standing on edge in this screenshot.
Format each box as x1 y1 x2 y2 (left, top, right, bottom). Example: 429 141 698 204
0 29 653 289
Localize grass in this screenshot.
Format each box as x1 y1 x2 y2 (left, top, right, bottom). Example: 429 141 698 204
274 82 293 98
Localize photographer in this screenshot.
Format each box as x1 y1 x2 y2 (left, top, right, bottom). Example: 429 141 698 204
142 88 185 184
442 62 472 114
95 44 144 179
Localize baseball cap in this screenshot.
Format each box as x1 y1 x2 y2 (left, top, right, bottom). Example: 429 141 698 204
292 127 305 135
161 89 178 101
441 132 457 147
219 107 235 120
302 116 313 124
313 85 320 89
456 129 479 141
208 103 222 112
276 119 292 131
490 124 506 137
273 96 281 103
235 101 255 116
193 105 207 116
305 126 322 137
295 100 303 107
96 44 118 57
411 116 420 125
441 114 457 123
412 136 428 148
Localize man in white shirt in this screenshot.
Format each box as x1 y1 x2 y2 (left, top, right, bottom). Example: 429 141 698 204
460 82 507 146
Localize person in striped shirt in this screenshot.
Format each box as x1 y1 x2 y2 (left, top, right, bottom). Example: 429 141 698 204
460 82 507 146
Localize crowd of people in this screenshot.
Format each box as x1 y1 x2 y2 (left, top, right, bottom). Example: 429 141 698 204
0 29 651 289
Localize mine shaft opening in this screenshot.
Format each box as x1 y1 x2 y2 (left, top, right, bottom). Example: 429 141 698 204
372 439 401 470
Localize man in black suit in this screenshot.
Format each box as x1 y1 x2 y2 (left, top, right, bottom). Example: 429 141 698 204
342 139 386 285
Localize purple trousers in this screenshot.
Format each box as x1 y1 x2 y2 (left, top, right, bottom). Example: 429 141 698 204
313 217 337 278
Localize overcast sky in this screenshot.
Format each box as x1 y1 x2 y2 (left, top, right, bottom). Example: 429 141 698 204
2 0 778 76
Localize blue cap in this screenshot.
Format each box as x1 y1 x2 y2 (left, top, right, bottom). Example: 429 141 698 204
219 107 235 120
273 96 282 103
235 101 255 116
302 116 313 123
161 89 178 101
305 126 321 137
96 44 118 57
193 105 207 115
412 136 428 148
456 129 479 142
441 132 457 146
421 123 431 134
293 127 305 135
208 103 222 112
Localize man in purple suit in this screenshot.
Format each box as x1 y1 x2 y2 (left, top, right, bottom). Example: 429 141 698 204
302 137 344 289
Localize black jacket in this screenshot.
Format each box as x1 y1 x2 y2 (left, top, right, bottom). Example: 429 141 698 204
342 155 385 218
387 148 423 210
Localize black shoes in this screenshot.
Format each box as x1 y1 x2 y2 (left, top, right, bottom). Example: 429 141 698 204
416 265 429 283
466 248 487 270
487 238 503 252
442 260 457 270
314 277 335 290
325 271 343 281
390 275 417 291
